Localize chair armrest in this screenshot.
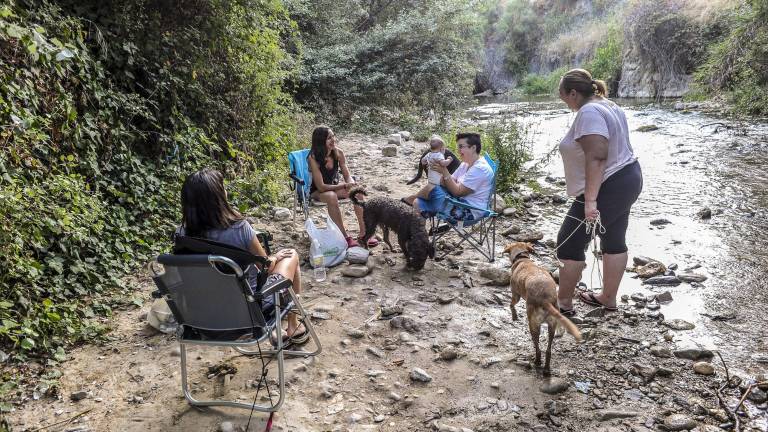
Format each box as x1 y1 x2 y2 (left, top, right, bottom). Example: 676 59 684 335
288 173 305 185
260 273 293 298
445 197 493 214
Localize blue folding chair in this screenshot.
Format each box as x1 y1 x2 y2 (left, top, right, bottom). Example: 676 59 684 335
428 152 499 262
288 149 311 221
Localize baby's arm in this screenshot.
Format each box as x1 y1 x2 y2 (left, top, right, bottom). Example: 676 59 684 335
438 156 453 166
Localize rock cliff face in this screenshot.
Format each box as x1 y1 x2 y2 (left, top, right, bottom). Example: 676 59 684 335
618 37 691 97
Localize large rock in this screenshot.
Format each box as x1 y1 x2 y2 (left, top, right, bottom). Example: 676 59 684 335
618 38 691 98
388 133 402 145
382 145 397 157
478 266 510 286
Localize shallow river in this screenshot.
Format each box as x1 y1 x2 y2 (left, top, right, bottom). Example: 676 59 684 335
470 98 768 375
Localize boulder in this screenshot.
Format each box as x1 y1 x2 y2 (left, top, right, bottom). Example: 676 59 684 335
382 145 397 157
478 266 510 286
399 131 412 141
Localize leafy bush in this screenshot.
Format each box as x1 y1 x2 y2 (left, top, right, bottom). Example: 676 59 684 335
694 0 768 115
0 0 299 359
587 21 623 94
290 0 480 124
519 67 568 95
481 120 532 193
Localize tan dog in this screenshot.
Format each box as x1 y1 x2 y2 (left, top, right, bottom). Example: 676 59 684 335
504 242 582 373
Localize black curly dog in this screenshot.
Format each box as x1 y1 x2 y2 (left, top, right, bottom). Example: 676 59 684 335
405 148 461 185
349 187 434 270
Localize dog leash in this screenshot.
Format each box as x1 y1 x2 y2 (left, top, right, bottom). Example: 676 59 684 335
551 199 607 290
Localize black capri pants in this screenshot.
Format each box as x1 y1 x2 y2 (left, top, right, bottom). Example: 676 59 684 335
556 161 643 261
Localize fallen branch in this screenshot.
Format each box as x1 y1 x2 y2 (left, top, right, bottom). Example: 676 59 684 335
716 351 740 431
736 381 768 413
29 408 93 431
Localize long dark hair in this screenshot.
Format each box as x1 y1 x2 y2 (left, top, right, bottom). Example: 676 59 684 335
181 168 243 237
310 125 336 166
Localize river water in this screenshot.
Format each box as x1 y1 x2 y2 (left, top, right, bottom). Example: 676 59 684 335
469 98 768 375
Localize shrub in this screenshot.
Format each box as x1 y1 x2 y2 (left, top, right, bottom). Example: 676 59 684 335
480 120 533 194
587 21 623 94
519 67 568 95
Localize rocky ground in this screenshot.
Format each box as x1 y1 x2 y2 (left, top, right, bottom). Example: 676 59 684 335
6 133 768 432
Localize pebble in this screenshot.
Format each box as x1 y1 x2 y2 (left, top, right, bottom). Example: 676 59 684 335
674 347 714 360
219 421 235 432
272 207 292 221
366 346 385 358
346 328 365 339
410 368 432 383
598 410 640 421
650 218 672 226
663 319 696 330
388 392 402 401
440 349 458 361
650 345 673 358
693 362 715 375
70 390 88 401
539 378 568 394
677 273 708 283
349 413 363 423
374 414 385 423
748 388 768 403
643 275 681 286
342 264 372 278
511 230 544 243
170 346 181 357
697 207 712 219
663 414 697 431
502 207 517 217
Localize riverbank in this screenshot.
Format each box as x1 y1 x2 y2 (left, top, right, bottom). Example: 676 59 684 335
6 101 768 430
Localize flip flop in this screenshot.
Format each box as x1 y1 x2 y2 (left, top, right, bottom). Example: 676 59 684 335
270 322 308 347
578 292 618 312
559 306 577 318
400 198 412 207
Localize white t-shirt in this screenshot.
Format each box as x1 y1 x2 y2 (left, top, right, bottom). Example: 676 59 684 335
451 157 494 218
421 151 446 185
559 99 637 197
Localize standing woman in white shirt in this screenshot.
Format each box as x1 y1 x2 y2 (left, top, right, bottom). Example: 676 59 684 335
555 69 643 317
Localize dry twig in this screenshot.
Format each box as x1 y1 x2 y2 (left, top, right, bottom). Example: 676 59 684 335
29 408 93 431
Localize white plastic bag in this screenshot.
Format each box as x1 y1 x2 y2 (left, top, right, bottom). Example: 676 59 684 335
305 215 348 268
146 298 178 334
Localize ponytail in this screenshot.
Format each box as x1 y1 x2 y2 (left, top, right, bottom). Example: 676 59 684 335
561 68 608 98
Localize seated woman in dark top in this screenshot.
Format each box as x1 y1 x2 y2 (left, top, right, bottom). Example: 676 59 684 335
179 168 307 345
308 125 378 248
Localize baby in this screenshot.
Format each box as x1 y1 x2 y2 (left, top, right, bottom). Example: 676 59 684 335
415 135 454 199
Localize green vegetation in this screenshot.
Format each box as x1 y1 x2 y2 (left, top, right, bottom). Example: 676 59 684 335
0 0 299 360
587 22 623 92
695 0 768 115
519 67 567 96
481 120 532 193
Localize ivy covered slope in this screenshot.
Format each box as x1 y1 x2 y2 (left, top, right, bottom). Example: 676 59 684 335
0 0 299 359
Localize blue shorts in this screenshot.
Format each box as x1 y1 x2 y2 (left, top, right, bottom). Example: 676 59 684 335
416 186 447 217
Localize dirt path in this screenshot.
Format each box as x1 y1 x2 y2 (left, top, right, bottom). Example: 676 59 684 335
8 134 763 432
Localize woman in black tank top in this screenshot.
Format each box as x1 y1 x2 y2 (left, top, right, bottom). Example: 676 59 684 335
308 126 378 248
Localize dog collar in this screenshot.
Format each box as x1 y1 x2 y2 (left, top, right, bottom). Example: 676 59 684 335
509 251 531 263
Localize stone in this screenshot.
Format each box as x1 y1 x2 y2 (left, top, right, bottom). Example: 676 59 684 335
219 421 235 432
598 410 640 421
482 356 502 368
388 133 402 145
382 145 397 157
630 292 647 302
551 194 567 204
643 275 681 286
349 413 363 423
410 368 432 383
633 255 654 266
651 345 673 358
635 261 666 278
346 328 365 339
502 225 522 236
342 264 372 278
636 124 660 132
366 346 385 358
632 363 659 383
677 273 708 283
585 308 605 318
389 316 420 333
657 367 675 377
272 207 292 221
70 390 88 401
650 218 672 226
478 266 509 286
697 207 712 220
502 207 517 217
399 131 411 141
492 194 506 212
388 392 402 401
674 347 714 361
748 388 768 403
663 414 697 431
346 247 370 264
170 346 181 357
440 349 458 361
693 362 715 375
511 230 544 243
663 319 695 330
540 378 569 394
656 291 674 303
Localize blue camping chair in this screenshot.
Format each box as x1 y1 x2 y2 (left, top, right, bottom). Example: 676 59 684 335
428 152 499 262
288 149 312 221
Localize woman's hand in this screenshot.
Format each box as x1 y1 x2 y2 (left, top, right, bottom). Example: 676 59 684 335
584 199 599 221
272 249 293 262
430 161 449 176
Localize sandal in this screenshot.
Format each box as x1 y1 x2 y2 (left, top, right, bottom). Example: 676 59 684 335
358 236 379 247
559 306 577 318
578 292 618 311
270 322 308 347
